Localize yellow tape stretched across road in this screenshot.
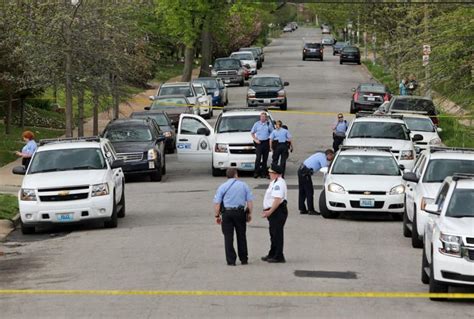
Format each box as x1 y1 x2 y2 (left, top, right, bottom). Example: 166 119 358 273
0 289 473 299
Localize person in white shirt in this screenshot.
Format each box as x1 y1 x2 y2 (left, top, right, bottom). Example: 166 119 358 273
261 164 288 263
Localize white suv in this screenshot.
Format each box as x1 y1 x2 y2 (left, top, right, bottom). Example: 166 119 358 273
319 146 405 219
176 109 274 176
403 147 474 248
344 114 422 170
12 137 125 234
421 174 474 300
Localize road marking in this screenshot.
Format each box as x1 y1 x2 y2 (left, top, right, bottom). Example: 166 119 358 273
0 289 473 299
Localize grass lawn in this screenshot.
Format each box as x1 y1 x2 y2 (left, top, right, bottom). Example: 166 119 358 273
154 62 184 83
0 194 18 220
0 123 64 167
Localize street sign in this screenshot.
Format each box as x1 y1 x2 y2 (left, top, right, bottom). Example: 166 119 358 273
423 44 431 55
422 54 430 67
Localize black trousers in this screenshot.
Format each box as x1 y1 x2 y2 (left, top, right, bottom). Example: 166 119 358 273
22 157 31 169
255 139 270 176
266 203 288 260
221 209 247 264
272 143 289 177
332 134 344 152
298 167 314 211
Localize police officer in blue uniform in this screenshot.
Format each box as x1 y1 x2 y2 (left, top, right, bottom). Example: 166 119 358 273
214 168 254 266
332 113 348 152
298 149 334 215
251 112 274 178
270 120 292 177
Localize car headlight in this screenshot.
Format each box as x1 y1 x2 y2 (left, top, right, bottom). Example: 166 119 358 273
215 143 228 153
247 89 256 98
400 150 414 160
389 184 405 195
429 137 442 145
20 188 37 201
213 90 219 97
211 70 217 76
328 183 345 194
147 149 157 160
277 89 286 97
439 232 462 257
91 183 109 197
421 197 434 210
164 131 172 138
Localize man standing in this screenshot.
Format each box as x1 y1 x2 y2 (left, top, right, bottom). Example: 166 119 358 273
251 112 274 178
332 113 348 152
270 120 292 177
214 168 254 266
261 164 288 263
298 149 334 215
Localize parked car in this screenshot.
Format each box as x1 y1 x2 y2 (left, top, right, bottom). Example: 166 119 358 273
230 51 257 75
321 37 335 46
302 42 323 61
239 47 262 69
130 111 176 153
102 118 166 182
290 22 298 30
145 95 193 126
154 82 207 112
421 174 474 300
350 83 391 114
403 114 442 151
210 58 245 86
191 82 212 119
246 74 289 110
378 95 440 126
192 77 228 107
283 25 293 32
319 146 405 220
340 46 361 65
322 27 331 34
402 147 474 248
333 41 349 55
12 136 125 234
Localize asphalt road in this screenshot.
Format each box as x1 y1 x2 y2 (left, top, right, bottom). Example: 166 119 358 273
1 27 473 318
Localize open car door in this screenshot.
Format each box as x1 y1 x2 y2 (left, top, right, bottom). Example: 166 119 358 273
176 114 214 162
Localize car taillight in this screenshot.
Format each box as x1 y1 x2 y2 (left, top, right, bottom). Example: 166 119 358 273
384 93 390 101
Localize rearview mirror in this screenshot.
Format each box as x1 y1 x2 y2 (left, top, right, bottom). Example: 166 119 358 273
284 81 289 86
402 172 419 183
12 166 26 175
149 95 155 101
197 127 211 136
111 160 124 169
424 204 440 215
144 106 150 111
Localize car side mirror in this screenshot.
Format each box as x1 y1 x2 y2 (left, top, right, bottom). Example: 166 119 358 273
320 167 329 174
398 164 405 171
12 166 26 175
402 172 419 183
424 204 440 215
436 127 443 133
144 106 151 111
412 134 424 142
111 159 124 169
284 82 289 86
149 96 155 101
197 127 211 136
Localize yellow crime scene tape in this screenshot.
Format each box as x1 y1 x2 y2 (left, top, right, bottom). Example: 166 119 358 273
0 289 473 299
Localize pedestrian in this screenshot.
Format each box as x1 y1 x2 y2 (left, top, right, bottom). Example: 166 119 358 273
15 130 37 169
270 120 292 177
213 168 254 266
261 164 288 263
399 77 408 96
251 112 274 178
407 74 418 95
298 149 335 215
332 113 348 152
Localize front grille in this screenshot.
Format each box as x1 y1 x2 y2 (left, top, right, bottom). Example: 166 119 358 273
466 237 474 244
350 201 384 209
117 152 144 162
38 185 89 192
348 191 386 195
228 143 255 155
416 142 428 145
255 91 278 99
40 193 89 202
229 149 255 154
217 70 237 76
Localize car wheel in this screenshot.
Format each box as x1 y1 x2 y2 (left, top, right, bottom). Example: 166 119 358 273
333 52 336 56
150 164 162 182
302 56 306 61
319 191 340 219
429 256 448 300
20 220 35 235
421 244 429 284
240 80 244 87
391 213 403 221
210 107 214 118
212 165 224 177
320 57 323 61
350 101 356 114
412 207 423 248
357 60 361 65
104 192 118 228
161 154 166 175
117 185 126 218
225 97 229 106
280 101 287 111
403 207 412 237
340 61 343 65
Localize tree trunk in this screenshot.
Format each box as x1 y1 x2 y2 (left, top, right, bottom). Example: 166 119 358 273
111 75 120 120
181 45 194 82
65 50 74 137
19 97 25 129
199 19 213 78
5 92 12 135
77 88 85 137
92 89 99 136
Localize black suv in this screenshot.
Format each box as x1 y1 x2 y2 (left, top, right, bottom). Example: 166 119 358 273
246 74 289 110
103 118 166 182
379 95 439 126
340 46 361 65
302 42 323 61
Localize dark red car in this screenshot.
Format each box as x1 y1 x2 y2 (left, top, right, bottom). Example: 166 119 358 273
350 83 391 114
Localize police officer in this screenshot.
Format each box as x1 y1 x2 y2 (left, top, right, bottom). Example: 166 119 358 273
332 113 348 152
214 168 254 266
298 149 334 215
251 112 274 178
270 120 292 177
261 164 288 263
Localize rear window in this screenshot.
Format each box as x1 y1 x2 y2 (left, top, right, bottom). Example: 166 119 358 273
359 84 386 93
305 43 321 48
343 47 359 53
391 98 435 114
159 86 193 97
231 53 254 60
348 122 410 140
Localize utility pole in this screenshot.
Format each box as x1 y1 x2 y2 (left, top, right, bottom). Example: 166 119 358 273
424 3 432 99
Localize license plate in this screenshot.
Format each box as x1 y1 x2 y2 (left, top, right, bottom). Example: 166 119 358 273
360 199 375 208
56 213 74 222
241 163 255 169
367 97 375 101
310 49 316 52
264 99 271 104
224 80 230 83
149 161 155 169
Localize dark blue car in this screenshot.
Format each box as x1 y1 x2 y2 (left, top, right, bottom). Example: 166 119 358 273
192 78 228 107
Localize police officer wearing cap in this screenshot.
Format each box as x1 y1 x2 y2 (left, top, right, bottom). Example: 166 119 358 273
214 168 254 266
298 149 334 215
251 112 274 178
270 120 292 178
332 113 348 152
261 164 288 263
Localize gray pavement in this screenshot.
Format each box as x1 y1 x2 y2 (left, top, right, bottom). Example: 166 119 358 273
1 27 473 318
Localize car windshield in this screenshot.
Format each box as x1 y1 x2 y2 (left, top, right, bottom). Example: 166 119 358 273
404 117 435 132
391 98 435 114
423 159 474 183
217 115 261 133
132 113 168 126
305 43 320 48
331 155 400 176
29 148 106 174
445 189 474 218
214 59 240 69
231 53 253 60
251 77 282 87
159 86 193 97
193 85 205 95
193 79 217 89
348 122 410 140
359 84 386 93
343 47 359 53
335 42 348 48
104 126 153 142
241 48 258 55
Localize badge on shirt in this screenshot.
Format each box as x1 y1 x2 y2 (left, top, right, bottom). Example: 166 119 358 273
274 185 280 191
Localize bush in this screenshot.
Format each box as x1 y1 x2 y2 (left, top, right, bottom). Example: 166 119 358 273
11 104 66 129
26 98 54 111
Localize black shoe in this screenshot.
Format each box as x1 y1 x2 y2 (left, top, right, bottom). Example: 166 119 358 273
253 173 259 179
308 210 320 215
241 260 248 265
300 210 308 215
227 262 236 266
267 258 286 263
261 255 270 261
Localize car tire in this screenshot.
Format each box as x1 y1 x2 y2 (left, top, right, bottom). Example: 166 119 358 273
225 97 229 106
333 52 336 56
403 207 412 237
357 61 361 65
280 101 287 111
421 245 429 284
150 164 162 182
412 207 423 248
161 154 166 175
429 256 448 300
350 101 356 114
117 185 126 218
319 191 340 219
320 57 323 61
239 80 244 87
104 192 118 228
212 165 224 177
340 61 343 65
302 56 306 61
391 213 403 221
210 107 214 118
20 220 35 235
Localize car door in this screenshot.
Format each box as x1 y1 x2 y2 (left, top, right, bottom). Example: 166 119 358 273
150 122 165 165
104 142 123 202
405 154 425 220
176 114 214 162
425 183 449 262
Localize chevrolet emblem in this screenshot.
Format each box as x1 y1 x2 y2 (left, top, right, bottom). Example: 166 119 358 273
58 191 70 196
364 191 371 195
